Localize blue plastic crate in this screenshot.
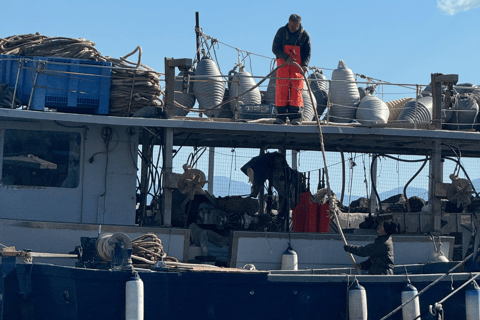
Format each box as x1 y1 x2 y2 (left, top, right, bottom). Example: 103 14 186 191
0 55 30 96
20 56 112 114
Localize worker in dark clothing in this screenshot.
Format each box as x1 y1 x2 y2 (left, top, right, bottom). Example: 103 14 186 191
272 14 311 125
343 221 399 275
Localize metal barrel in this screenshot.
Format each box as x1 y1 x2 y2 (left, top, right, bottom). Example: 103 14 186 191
193 56 226 118
356 95 389 125
397 96 433 123
329 60 360 123
229 67 262 112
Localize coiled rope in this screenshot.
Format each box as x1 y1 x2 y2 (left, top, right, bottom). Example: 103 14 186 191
0 33 105 61
131 233 178 267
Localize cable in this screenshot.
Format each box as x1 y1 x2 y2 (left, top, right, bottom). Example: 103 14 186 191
404 157 429 212
370 154 433 213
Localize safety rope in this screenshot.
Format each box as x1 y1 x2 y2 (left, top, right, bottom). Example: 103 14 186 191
292 61 360 271
436 273 480 305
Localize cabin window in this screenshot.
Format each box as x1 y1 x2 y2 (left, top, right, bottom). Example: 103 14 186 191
2 129 81 188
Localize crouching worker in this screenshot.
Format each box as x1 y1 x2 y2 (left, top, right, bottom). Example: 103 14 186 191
344 220 400 275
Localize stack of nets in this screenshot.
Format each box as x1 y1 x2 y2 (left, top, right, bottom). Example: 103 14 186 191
0 33 162 117
0 33 105 61
131 233 178 268
105 46 162 117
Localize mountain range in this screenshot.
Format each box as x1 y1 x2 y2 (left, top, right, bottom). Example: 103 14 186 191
208 176 480 205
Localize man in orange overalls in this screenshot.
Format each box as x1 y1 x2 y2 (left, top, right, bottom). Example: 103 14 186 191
272 14 311 125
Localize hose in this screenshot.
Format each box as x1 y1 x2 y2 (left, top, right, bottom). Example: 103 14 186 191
371 154 433 214
404 157 429 212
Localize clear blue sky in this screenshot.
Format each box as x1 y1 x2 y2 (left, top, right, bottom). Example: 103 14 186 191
2 0 480 88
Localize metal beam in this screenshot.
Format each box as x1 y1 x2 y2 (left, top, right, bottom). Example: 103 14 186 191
429 140 443 231
208 147 215 194
139 129 151 226
162 128 174 227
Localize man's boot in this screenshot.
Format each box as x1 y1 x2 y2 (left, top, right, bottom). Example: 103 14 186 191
289 106 303 125
274 106 287 124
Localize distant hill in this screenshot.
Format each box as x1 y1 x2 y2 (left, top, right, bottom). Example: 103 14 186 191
206 176 252 197
338 186 428 206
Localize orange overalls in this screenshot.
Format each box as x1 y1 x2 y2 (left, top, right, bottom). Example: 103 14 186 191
275 45 304 108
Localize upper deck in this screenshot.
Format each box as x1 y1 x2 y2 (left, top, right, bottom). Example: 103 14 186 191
2 108 480 157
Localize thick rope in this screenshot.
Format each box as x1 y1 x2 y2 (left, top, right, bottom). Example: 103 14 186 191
131 233 178 265
292 61 359 271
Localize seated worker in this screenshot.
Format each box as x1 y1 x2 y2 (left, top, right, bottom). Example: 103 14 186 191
344 220 399 275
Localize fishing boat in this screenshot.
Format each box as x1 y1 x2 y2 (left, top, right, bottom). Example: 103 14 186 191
1 23 480 319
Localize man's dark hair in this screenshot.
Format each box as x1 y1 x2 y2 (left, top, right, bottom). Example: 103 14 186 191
289 14 301 23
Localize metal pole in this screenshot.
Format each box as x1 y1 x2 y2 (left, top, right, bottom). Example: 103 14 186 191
164 58 175 118
139 129 151 226
292 151 298 170
195 12 201 63
431 73 443 130
162 128 174 227
259 147 266 215
369 155 378 213
429 140 442 231
208 147 215 194
195 12 203 118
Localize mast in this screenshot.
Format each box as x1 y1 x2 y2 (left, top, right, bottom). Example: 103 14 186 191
195 12 201 63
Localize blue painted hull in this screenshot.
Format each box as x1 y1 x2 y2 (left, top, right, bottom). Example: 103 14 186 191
2 263 473 319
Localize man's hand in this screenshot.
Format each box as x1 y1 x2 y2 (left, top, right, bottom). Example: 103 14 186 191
286 56 294 65
302 66 307 73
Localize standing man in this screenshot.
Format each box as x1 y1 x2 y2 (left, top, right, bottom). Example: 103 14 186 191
272 14 311 125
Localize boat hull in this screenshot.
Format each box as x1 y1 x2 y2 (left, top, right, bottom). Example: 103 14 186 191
2 263 472 320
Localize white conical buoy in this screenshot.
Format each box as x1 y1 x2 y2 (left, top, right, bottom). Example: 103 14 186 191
281 244 298 270
348 279 367 320
466 280 480 320
126 272 144 320
401 283 420 320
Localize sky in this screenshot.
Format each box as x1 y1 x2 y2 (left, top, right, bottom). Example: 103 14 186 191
2 0 480 200
2 0 480 90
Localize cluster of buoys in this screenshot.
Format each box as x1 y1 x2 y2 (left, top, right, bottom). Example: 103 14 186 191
348 279 480 320
177 55 479 129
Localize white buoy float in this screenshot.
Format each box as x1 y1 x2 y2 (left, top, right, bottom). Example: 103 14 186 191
348 279 367 320
466 280 480 320
401 282 420 320
126 272 144 320
281 244 298 270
